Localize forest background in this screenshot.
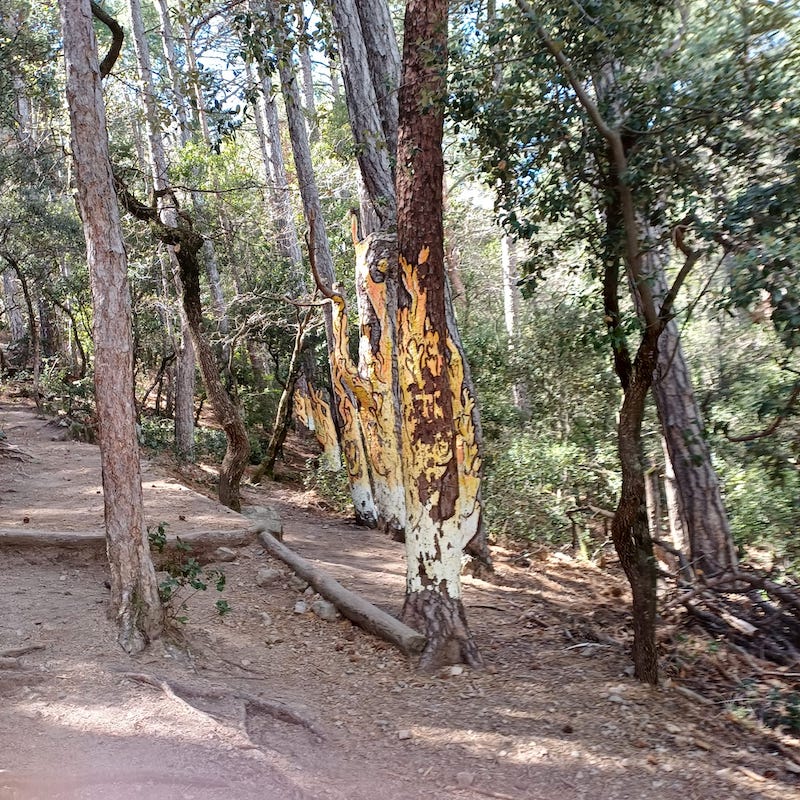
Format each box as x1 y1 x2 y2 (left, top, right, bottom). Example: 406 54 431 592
0 0 798 676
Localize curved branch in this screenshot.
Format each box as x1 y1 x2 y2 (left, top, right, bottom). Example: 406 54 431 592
725 382 800 443
90 1 124 79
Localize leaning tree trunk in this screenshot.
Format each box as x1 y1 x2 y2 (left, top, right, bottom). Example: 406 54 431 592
642 245 738 576
395 0 481 670
60 0 162 652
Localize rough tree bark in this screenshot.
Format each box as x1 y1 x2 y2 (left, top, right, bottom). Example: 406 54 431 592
60 0 162 652
395 0 481 669
639 238 738 576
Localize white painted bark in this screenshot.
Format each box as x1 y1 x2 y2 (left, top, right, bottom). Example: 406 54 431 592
60 0 162 651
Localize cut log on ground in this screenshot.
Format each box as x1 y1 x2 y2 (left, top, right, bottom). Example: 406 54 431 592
257 531 426 656
0 526 258 562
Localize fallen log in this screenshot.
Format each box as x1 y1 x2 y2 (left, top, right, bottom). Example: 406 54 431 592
0 526 258 562
257 530 426 657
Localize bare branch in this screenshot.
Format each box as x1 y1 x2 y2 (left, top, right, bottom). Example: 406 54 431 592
90 1 124 79
725 382 800 443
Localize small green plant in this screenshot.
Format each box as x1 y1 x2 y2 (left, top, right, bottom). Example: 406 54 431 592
147 522 231 623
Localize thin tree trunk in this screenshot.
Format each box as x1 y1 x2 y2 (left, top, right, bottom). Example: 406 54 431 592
2 268 26 345
501 235 529 413
396 0 481 670
644 245 738 576
264 0 377 526
61 0 162 652
129 0 197 459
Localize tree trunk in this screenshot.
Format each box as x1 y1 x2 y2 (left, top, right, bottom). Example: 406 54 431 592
129 0 197 460
2 268 26 346
611 341 659 685
396 0 481 670
329 0 396 225
60 0 162 652
501 235 529 413
646 255 737 575
251 64 305 273
265 0 377 526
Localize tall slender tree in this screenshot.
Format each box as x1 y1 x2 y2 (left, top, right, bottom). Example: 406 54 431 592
60 0 162 652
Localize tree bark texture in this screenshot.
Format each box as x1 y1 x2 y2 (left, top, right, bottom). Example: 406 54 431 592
60 0 162 652
396 0 481 669
294 375 342 470
129 0 197 460
354 230 406 537
641 243 738 576
329 0 396 225
611 340 660 685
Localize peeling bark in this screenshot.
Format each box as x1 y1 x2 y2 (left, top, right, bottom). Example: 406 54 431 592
396 0 481 667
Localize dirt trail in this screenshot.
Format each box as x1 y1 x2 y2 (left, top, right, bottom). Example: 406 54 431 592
0 396 797 800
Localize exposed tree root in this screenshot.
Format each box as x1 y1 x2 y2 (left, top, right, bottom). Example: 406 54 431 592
120 671 323 737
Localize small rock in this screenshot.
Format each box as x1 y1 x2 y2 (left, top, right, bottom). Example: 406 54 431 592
213 547 237 562
259 612 273 626
289 575 309 592
455 772 475 788
255 567 282 588
397 730 412 740
447 665 465 677
303 586 315 597
664 723 681 735
311 599 339 622
293 600 309 614
244 505 283 541
241 659 251 668
608 694 626 704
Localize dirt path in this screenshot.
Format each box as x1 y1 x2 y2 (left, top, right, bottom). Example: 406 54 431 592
0 397 797 799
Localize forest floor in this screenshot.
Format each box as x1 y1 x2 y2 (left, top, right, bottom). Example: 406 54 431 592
0 393 798 800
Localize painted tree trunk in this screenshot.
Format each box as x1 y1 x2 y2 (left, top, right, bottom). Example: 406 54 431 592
60 0 162 652
266 0 377 526
396 0 481 669
354 230 406 537
306 381 343 470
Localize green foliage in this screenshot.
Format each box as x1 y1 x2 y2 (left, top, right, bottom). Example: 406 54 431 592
302 458 351 514
147 522 230 624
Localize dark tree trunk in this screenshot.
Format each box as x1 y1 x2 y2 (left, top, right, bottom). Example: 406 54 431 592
396 0 481 670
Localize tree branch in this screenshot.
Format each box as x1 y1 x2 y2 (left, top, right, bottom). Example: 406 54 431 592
515 0 658 330
90 1 124 79
725 382 800 443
